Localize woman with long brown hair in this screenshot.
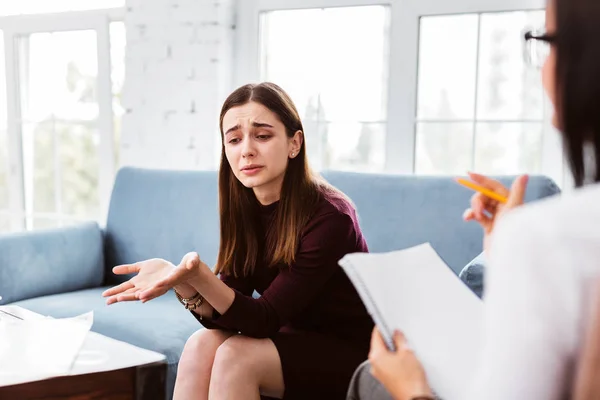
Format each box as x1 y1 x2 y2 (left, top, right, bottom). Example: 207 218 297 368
103 82 374 400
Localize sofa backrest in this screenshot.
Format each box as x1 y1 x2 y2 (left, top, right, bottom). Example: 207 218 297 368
321 171 560 273
104 168 220 284
104 167 561 282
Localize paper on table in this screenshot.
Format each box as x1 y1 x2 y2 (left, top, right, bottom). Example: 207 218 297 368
338 243 483 400
0 310 93 387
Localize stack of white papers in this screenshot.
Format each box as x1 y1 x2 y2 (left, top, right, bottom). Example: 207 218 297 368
339 243 483 400
0 309 93 387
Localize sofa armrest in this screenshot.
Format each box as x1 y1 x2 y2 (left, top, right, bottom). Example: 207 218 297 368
0 222 104 304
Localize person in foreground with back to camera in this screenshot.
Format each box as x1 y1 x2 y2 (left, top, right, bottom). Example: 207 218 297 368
348 0 600 399
102 82 374 400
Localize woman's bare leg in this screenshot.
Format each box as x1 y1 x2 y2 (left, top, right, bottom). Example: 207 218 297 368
173 329 234 400
209 335 285 400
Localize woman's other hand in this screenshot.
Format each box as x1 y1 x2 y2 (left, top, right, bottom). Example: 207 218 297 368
138 252 205 302
102 258 177 305
368 328 434 400
462 172 529 253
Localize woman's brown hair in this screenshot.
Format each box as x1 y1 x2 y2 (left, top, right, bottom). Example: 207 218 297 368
215 82 340 278
555 0 600 186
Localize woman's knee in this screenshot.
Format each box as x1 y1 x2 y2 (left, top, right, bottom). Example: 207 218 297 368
212 335 257 373
179 329 231 371
184 329 230 353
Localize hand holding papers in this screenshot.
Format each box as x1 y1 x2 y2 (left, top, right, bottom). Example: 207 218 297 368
338 243 483 400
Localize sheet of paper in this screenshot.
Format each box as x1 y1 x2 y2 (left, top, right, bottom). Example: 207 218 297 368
339 243 483 400
71 331 166 376
0 309 93 387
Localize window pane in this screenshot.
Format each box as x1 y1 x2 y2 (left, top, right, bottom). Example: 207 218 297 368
260 6 389 171
321 122 385 172
476 11 546 120
474 123 543 174
417 15 479 120
261 6 388 123
58 122 100 219
19 30 99 123
415 123 474 174
0 130 8 210
0 213 9 233
22 121 100 219
318 7 388 122
0 0 124 16
0 32 7 223
261 9 322 120
0 30 6 128
22 121 57 214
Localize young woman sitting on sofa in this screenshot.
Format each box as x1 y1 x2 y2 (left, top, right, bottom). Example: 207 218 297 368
350 0 600 399
102 82 374 400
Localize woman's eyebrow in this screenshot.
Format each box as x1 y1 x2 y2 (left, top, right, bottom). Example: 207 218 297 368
252 122 274 129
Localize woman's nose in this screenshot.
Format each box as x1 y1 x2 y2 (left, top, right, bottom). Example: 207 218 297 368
241 137 256 158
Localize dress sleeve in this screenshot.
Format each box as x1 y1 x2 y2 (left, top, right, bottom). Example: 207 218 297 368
191 268 255 330
199 211 357 338
466 212 577 400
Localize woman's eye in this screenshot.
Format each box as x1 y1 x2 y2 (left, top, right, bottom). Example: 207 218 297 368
257 134 271 140
228 138 240 144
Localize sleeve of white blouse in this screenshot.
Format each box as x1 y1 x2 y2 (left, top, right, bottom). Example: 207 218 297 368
466 212 577 400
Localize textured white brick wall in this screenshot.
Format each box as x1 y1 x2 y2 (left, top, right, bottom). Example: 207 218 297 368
120 0 235 170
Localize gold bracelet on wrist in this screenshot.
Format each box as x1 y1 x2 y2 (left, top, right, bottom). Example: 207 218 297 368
174 290 204 311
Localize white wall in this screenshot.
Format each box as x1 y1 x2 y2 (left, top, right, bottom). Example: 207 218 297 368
120 0 235 170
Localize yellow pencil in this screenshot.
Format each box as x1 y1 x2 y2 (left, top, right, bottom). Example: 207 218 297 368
455 178 508 204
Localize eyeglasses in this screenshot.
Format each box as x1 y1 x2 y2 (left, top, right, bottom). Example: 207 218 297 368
524 30 557 69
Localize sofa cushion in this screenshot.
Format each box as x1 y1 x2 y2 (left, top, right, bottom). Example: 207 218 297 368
0 222 104 304
13 287 200 397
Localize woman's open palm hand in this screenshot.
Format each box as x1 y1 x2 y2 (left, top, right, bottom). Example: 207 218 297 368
102 258 176 305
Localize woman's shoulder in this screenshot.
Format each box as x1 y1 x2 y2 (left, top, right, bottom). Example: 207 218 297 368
491 183 600 272
299 189 367 252
500 183 600 237
313 188 358 223
298 188 361 237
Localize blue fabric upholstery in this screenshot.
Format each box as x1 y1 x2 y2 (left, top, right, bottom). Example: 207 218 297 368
104 168 220 284
321 172 561 274
3 167 561 399
0 222 104 304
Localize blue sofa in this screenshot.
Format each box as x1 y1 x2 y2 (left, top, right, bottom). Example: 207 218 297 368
1 167 561 398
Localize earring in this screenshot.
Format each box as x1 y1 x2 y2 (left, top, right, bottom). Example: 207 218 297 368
291 152 295 157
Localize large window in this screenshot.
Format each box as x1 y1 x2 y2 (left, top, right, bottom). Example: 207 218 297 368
239 0 556 181
18 30 102 229
259 5 390 172
415 11 546 175
0 9 125 233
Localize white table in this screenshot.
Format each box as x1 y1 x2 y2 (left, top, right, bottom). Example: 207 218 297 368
0 305 167 400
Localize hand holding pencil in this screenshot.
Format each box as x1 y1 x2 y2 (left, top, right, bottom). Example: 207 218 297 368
457 172 529 253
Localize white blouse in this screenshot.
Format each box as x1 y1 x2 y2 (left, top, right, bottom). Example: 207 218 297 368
467 183 600 400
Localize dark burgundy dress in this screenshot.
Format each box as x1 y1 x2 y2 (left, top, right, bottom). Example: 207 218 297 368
195 193 374 400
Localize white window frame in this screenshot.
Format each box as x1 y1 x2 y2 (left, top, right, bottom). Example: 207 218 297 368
0 7 125 231
235 0 565 185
